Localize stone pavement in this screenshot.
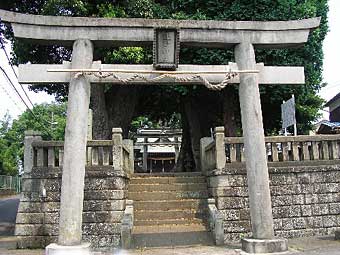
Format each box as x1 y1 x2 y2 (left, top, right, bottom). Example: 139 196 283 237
0 236 340 255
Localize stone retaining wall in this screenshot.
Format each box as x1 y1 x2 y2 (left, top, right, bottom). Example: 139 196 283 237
208 163 340 243
15 166 129 248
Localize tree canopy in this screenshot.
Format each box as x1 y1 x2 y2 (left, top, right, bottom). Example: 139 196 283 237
0 0 328 171
0 103 66 175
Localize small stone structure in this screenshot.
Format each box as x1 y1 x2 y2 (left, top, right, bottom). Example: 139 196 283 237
16 129 134 249
202 127 340 245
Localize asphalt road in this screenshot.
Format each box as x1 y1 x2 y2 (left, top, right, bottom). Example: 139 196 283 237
0 195 20 236
0 196 19 223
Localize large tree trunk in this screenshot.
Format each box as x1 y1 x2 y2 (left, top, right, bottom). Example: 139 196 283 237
176 90 218 172
222 87 239 137
175 101 195 172
91 85 139 139
184 96 203 171
91 84 110 139
106 85 140 138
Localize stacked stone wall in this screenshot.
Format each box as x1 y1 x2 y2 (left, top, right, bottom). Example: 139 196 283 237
208 163 340 243
15 166 128 248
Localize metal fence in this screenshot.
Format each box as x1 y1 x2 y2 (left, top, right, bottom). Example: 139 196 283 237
0 175 21 193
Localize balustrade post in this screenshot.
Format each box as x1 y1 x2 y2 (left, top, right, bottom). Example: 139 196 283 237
302 142 310 161
174 136 180 163
47 147 55 167
142 137 148 171
112 128 123 171
200 137 214 173
24 131 42 173
215 127 226 170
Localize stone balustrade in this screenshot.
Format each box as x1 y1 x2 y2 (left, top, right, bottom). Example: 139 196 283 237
200 128 340 170
29 134 134 174
225 135 340 164
16 129 134 249
200 127 340 243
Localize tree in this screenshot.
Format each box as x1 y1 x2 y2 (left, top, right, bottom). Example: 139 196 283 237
0 103 66 175
0 0 328 171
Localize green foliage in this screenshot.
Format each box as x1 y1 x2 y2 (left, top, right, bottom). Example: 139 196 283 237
0 103 66 175
104 47 152 64
1 0 329 134
130 116 159 132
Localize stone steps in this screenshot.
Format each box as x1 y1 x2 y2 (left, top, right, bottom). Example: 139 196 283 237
129 176 206 185
135 209 206 221
134 199 207 211
128 190 208 201
133 231 214 248
133 224 207 234
134 218 205 226
0 236 17 249
128 173 213 247
129 183 207 192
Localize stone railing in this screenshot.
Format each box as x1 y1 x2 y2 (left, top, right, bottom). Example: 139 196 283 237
18 129 133 249
207 198 224 245
200 127 226 173
27 128 134 174
200 127 340 171
121 200 134 249
225 134 340 164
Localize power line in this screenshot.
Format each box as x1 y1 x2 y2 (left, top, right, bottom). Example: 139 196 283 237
0 65 53 136
0 82 24 112
0 65 33 112
0 40 35 108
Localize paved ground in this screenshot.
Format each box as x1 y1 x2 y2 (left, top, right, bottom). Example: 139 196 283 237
0 236 340 255
0 196 340 254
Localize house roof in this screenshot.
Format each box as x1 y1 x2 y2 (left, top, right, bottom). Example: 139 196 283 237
317 120 340 134
325 92 340 107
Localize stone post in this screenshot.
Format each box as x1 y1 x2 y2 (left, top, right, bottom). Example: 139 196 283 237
235 43 287 253
54 39 93 250
142 137 148 171
200 137 213 174
215 127 226 170
123 139 135 175
87 109 93 165
207 198 224 245
121 200 134 249
174 136 179 163
24 131 42 173
112 128 123 171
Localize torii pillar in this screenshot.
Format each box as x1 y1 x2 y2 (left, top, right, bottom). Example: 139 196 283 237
235 43 287 253
47 39 93 254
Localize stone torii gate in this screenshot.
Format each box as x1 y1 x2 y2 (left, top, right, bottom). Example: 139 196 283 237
0 9 319 254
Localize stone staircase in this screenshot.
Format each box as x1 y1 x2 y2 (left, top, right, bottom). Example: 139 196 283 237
128 172 214 248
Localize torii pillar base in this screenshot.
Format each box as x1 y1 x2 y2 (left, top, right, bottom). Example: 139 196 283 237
45 243 91 255
241 238 288 254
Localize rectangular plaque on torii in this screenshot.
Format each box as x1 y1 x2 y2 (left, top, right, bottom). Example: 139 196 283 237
153 28 180 70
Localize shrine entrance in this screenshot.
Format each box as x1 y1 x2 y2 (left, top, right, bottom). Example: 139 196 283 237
0 9 320 253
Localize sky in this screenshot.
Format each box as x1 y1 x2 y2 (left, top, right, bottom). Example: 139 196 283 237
318 0 340 119
0 41 54 119
0 1 339 121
